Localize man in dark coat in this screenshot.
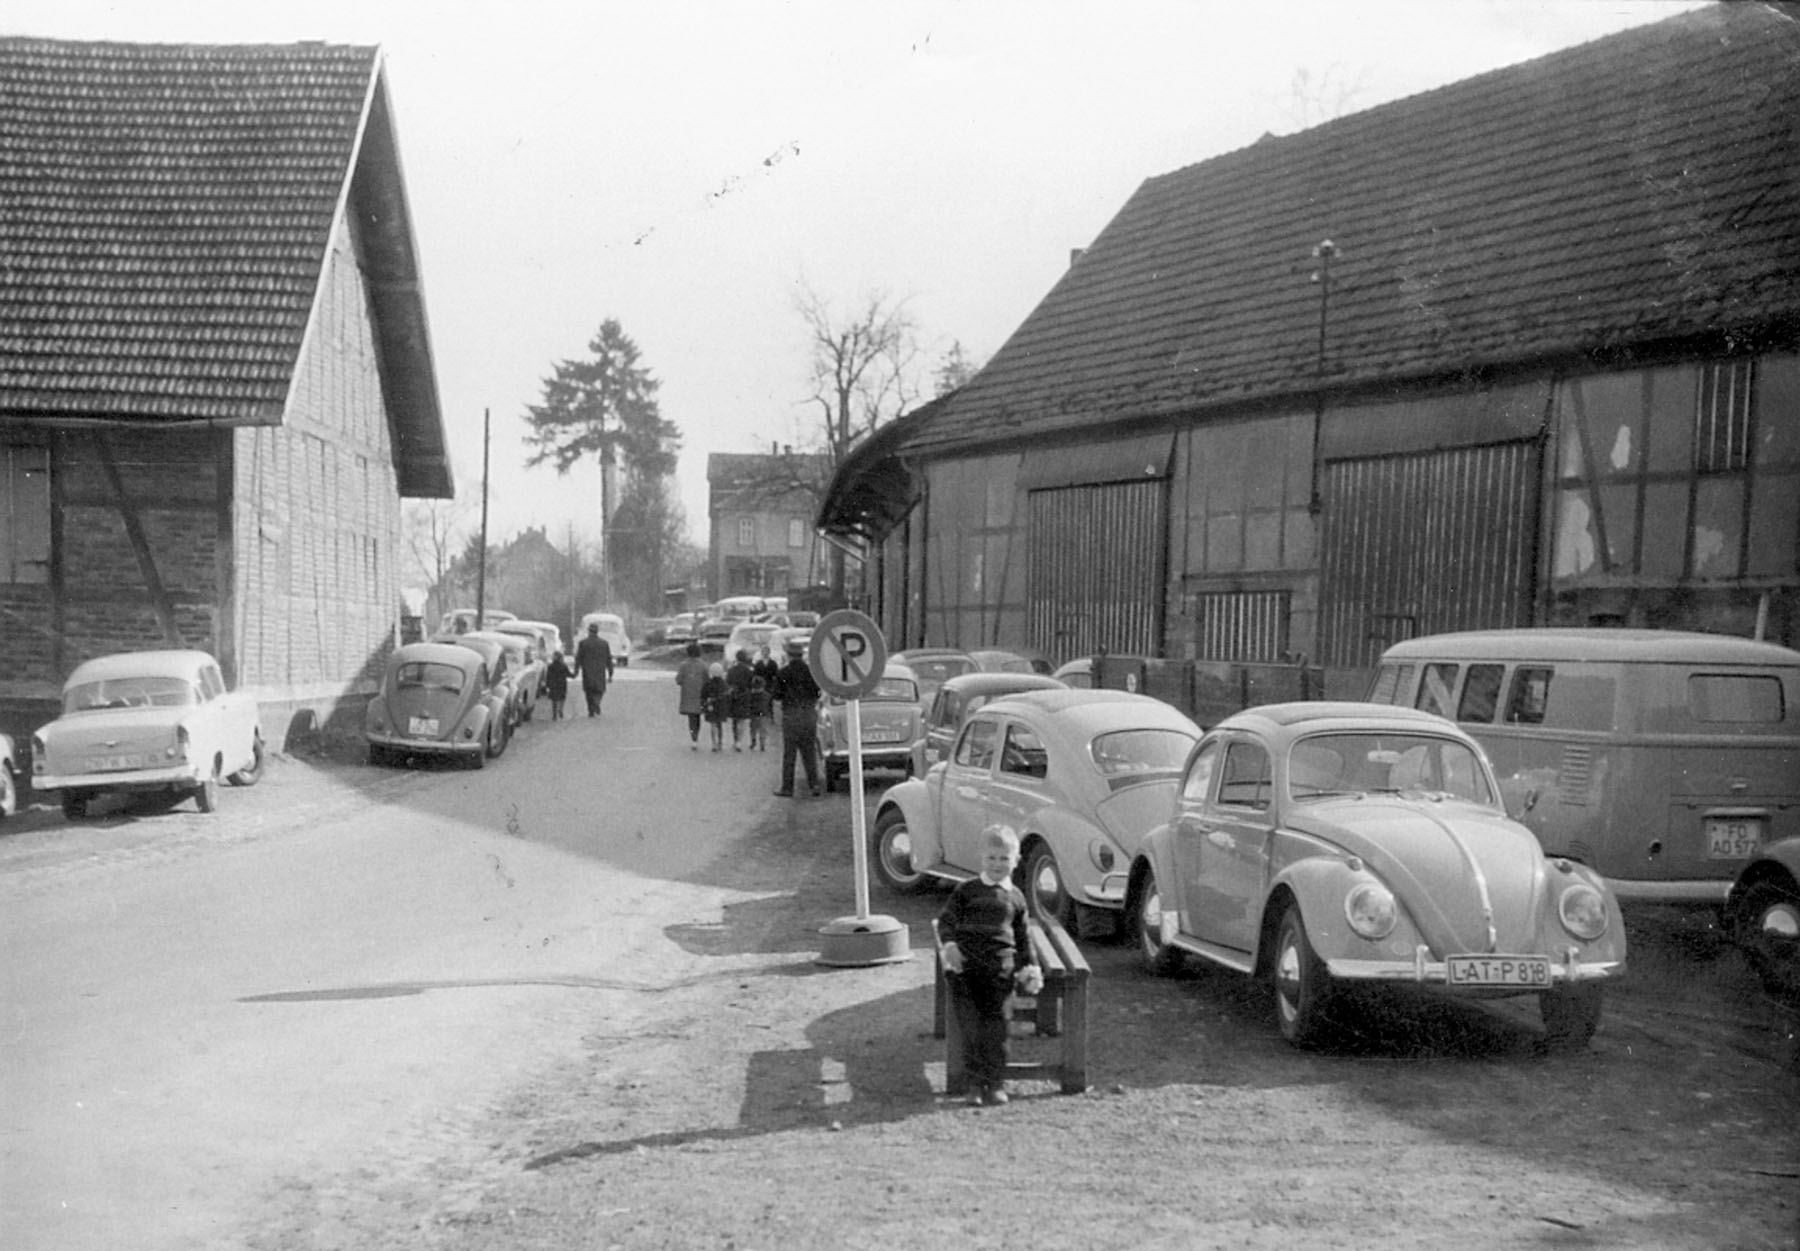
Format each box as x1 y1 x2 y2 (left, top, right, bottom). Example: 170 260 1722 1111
573 623 615 717
771 637 822 796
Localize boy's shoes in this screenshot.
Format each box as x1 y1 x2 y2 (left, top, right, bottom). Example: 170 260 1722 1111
772 789 794 797
690 743 698 751
966 1091 986 1107
982 1087 1009 1106
810 786 822 797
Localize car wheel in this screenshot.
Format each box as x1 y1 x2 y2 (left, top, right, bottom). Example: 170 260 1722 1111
227 735 265 786
1130 863 1182 975
193 765 221 813
1732 880 1800 997
1272 900 1335 1048
1540 984 1604 1052
367 743 389 768
871 807 929 894
0 764 15 819
61 792 89 821
1021 842 1076 929
487 717 508 759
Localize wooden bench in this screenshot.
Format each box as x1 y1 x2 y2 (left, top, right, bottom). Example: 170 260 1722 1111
933 915 1091 1095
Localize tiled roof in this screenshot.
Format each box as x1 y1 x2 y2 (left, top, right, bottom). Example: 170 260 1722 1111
911 2 1800 456
0 37 451 495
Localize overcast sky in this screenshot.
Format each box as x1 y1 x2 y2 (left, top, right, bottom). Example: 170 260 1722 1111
8 0 1707 569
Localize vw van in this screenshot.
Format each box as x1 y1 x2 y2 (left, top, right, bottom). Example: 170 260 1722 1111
1367 629 1800 907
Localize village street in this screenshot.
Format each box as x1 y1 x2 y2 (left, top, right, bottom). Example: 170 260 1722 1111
2 673 1797 1250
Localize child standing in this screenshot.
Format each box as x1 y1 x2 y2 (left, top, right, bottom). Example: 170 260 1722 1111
701 661 730 752
748 669 771 751
544 649 572 720
936 825 1042 1106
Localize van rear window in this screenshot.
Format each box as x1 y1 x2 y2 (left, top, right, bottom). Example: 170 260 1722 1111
1688 674 1785 723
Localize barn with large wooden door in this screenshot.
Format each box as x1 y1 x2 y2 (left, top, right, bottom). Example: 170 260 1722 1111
818 4 1800 693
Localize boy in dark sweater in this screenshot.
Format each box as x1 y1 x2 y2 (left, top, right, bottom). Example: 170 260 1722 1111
937 825 1043 1106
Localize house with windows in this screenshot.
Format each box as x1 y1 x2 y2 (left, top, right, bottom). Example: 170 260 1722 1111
705 450 827 602
818 3 1800 694
0 38 451 748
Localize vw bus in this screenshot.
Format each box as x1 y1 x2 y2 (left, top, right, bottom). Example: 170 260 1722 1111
1367 629 1800 907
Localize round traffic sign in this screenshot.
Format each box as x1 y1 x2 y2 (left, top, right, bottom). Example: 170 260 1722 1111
808 609 887 700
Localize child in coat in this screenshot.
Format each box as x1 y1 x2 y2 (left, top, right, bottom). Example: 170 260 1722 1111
937 824 1042 1106
748 670 772 751
700 662 730 752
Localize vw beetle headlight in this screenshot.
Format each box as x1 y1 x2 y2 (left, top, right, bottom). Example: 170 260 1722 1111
1345 881 1397 940
1558 883 1608 941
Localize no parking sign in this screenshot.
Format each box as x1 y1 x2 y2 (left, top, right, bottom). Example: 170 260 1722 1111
807 609 887 698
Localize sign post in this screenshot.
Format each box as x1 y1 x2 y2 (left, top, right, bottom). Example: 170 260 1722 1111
808 609 910 967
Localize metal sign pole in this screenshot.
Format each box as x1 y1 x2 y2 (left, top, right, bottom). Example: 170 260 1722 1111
847 698 870 919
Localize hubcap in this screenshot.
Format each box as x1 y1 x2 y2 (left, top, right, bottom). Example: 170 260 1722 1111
884 828 914 876
1275 935 1301 1019
1760 900 1800 940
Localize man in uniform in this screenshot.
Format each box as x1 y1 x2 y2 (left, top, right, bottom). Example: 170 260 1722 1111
770 637 822 796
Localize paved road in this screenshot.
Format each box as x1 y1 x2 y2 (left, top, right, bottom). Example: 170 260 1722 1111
0 673 789 1250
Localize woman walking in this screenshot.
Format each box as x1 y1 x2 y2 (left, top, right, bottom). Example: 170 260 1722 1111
674 641 708 750
726 649 756 751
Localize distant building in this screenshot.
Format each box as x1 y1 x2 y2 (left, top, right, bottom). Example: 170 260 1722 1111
0 38 451 747
706 451 828 602
820 3 1800 686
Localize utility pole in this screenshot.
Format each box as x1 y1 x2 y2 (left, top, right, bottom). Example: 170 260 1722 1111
476 407 490 622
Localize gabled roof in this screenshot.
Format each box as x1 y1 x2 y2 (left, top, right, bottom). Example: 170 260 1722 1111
707 449 830 514
910 2 1800 457
0 37 451 496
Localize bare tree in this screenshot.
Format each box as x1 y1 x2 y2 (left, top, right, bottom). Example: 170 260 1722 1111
797 284 922 469
403 494 477 623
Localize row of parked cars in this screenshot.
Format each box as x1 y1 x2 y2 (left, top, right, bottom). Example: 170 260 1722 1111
841 629 1800 1050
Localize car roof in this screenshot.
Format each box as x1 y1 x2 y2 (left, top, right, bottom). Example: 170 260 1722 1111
391 642 483 671
1380 628 1800 666
1211 700 1466 737
935 672 1065 697
977 687 1202 737
894 647 973 660
64 649 218 685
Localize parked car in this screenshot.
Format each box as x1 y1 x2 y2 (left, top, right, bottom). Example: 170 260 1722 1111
31 649 265 818
640 617 674 647
495 619 563 664
0 732 21 820
890 648 978 705
711 595 769 621
470 630 542 723
1127 701 1627 1050
871 689 1201 933
1051 657 1093 689
725 620 783 662
439 607 516 635
365 641 509 767
1366 628 1800 908
696 616 738 655
664 612 703 645
578 611 633 667
914 671 1068 776
1725 835 1800 998
438 633 517 751
818 664 923 791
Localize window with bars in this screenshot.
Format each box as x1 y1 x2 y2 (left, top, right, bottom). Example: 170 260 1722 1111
1695 359 1755 474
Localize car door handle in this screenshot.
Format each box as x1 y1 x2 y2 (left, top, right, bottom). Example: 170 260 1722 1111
956 785 980 800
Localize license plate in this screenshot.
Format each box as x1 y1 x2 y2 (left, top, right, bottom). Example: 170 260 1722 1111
862 729 902 743
1705 818 1761 859
1445 955 1550 987
87 753 145 771
407 716 440 737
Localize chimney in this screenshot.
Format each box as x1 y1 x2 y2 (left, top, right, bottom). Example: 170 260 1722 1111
1070 247 1085 268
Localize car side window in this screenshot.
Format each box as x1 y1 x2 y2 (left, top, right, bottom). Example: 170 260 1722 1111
1415 663 1459 719
998 723 1048 780
1217 741 1272 810
1457 664 1504 723
1505 666 1554 724
1367 662 1414 704
954 718 998 770
1181 740 1219 802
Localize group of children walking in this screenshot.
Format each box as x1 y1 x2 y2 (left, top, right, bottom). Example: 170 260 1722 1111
675 643 777 751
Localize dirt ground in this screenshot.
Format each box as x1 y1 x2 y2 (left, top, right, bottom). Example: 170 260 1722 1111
221 722 1800 1251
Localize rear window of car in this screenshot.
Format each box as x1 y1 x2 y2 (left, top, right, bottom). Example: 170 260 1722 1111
397 662 466 693
1090 728 1196 778
63 676 198 712
910 658 975 684
867 677 918 701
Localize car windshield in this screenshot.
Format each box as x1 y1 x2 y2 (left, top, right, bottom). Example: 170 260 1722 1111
64 675 199 712
1089 728 1196 777
396 662 467 694
1288 732 1496 805
908 657 975 685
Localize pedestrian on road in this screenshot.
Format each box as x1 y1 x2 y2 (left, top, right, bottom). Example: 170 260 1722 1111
936 824 1042 1107
573 622 615 718
701 662 729 752
771 636 822 796
674 641 707 750
748 668 772 751
726 649 756 751
544 649 572 720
